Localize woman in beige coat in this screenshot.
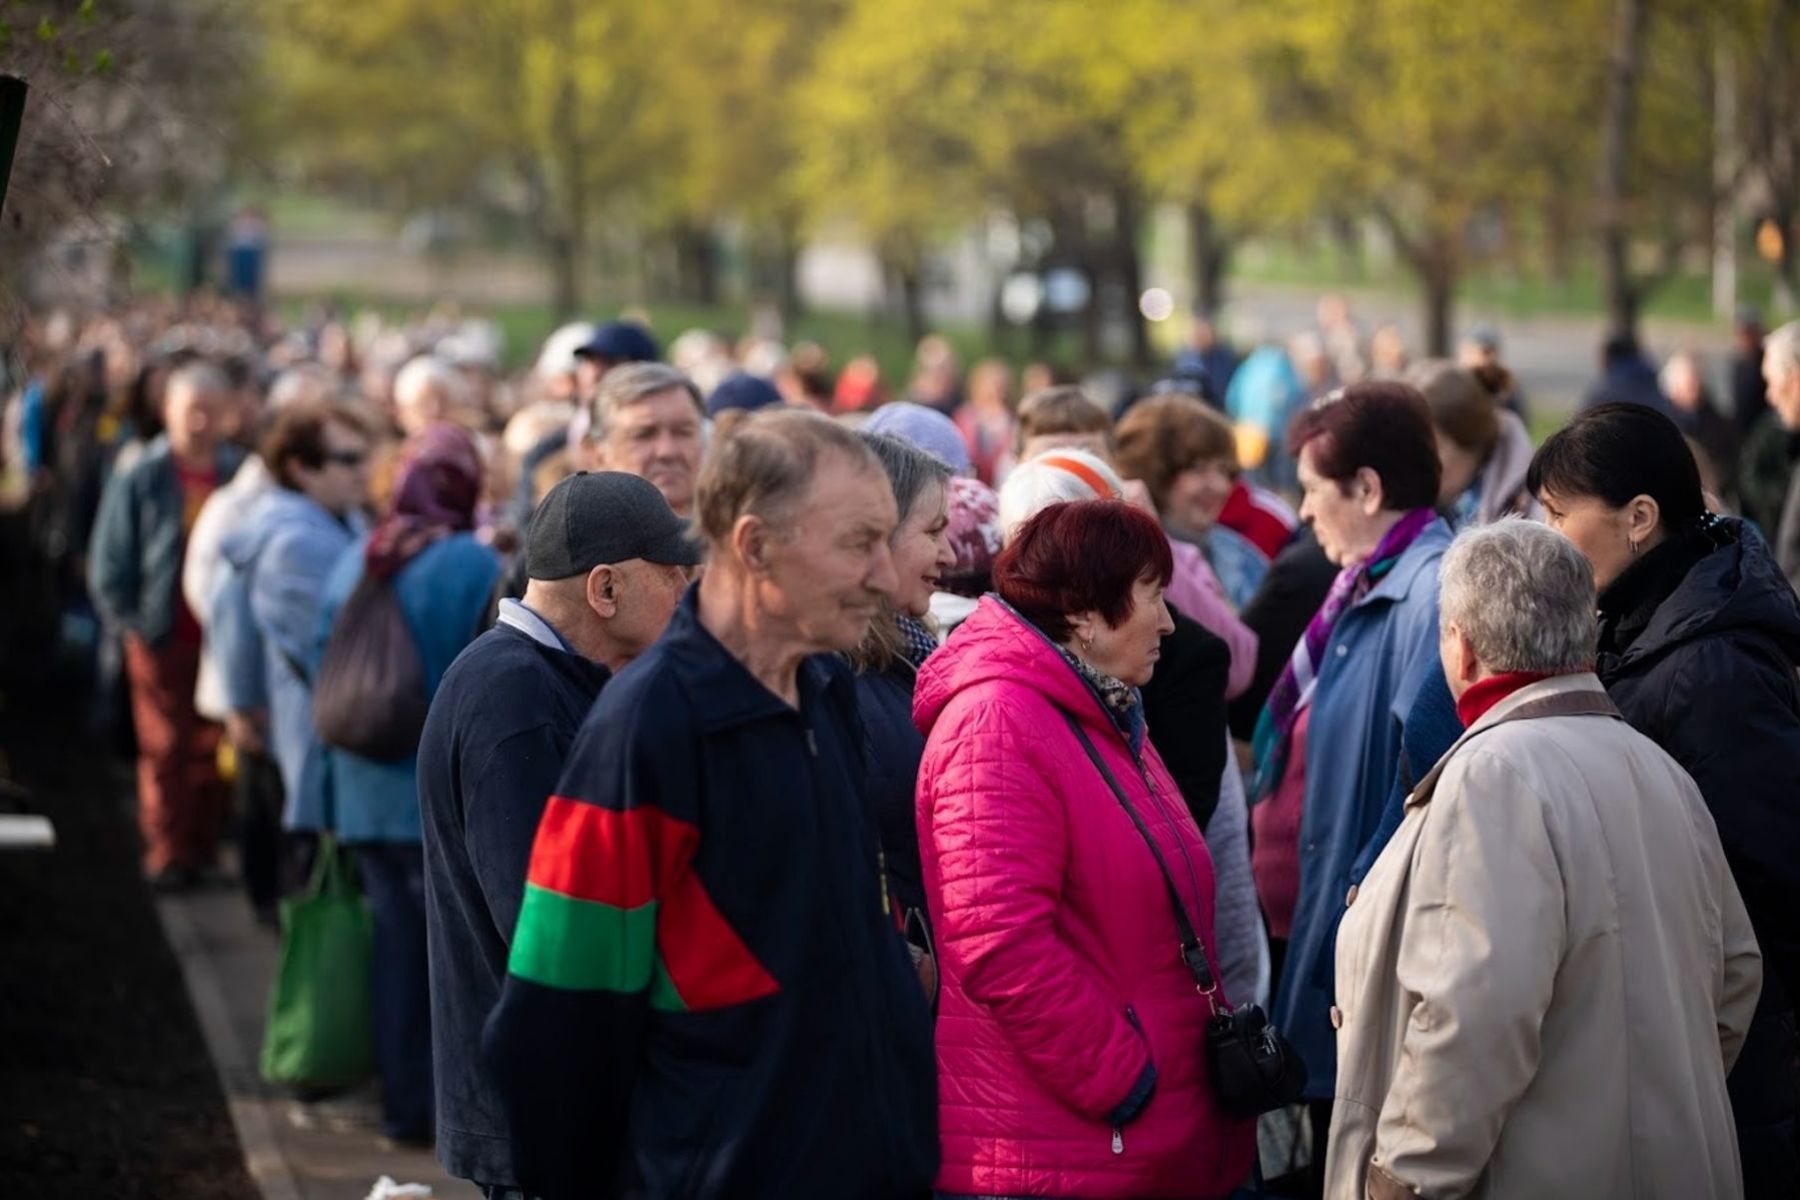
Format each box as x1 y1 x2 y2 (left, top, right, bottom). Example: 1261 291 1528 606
1326 520 1762 1200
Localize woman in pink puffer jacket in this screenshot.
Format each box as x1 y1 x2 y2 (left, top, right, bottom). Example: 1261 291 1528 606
915 500 1256 1199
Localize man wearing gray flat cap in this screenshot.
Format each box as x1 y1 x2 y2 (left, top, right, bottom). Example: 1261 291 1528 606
416 470 700 1197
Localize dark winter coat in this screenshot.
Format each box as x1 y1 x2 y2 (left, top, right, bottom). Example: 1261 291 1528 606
1597 518 1800 1195
1141 605 1231 829
855 663 930 925
418 608 611 1188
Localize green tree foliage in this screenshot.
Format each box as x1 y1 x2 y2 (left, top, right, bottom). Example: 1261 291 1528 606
251 0 1756 345
263 0 667 315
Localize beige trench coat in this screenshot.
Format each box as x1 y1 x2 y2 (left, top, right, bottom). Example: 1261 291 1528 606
1324 673 1762 1200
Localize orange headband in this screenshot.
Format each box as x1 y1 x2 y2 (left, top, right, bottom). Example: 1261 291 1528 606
1036 454 1118 500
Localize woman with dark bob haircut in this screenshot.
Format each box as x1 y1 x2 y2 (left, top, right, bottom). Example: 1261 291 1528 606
1250 382 1458 1162
913 500 1255 1199
1530 402 1800 1197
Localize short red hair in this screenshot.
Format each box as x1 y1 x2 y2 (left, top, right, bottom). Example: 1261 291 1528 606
1285 381 1440 511
995 500 1174 643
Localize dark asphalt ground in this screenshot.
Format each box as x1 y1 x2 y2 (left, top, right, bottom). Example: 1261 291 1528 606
1 511 257 1200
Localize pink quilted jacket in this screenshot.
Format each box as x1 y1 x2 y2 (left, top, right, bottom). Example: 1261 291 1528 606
913 597 1257 1199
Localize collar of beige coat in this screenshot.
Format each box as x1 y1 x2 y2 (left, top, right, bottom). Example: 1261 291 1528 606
1407 672 1621 811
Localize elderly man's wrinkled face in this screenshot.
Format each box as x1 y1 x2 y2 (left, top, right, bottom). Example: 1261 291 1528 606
600 389 705 516
758 453 899 654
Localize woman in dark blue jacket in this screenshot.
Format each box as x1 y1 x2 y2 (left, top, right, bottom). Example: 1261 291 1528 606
847 432 955 973
1531 403 1800 1199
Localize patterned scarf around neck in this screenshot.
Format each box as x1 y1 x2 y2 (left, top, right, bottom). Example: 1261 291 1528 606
896 613 939 671
1055 643 1147 758
1250 507 1437 801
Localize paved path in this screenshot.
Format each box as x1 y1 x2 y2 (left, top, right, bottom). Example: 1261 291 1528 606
156 885 478 1200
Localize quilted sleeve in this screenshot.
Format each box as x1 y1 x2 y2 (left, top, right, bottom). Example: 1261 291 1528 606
924 693 1153 1122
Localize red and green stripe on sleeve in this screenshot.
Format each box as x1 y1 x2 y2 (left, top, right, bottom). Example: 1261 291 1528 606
507 795 779 1012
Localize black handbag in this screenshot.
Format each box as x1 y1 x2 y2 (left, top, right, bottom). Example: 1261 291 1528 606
1063 712 1307 1119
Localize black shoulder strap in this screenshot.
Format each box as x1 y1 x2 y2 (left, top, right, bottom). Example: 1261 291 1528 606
1061 711 1221 1005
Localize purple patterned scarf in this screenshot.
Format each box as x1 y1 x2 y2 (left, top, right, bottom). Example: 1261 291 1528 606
1250 507 1437 800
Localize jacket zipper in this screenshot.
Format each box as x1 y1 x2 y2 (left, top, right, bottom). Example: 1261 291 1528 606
1114 1003 1145 1155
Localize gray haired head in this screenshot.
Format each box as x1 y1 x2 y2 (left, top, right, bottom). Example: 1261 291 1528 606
1439 519 1597 675
586 362 703 442
857 431 953 534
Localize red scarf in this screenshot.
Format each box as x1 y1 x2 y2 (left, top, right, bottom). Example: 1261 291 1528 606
1455 670 1555 728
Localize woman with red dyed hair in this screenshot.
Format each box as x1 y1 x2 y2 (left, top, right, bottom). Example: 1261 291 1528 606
914 500 1256 1199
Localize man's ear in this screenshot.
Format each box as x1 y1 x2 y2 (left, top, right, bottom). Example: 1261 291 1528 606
1451 623 1482 687
733 514 773 575
586 563 619 618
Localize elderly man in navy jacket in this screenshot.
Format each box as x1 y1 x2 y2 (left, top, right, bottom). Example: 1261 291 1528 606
485 409 940 1199
418 471 697 1196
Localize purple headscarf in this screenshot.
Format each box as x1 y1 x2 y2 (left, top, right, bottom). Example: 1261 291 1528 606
365 422 484 579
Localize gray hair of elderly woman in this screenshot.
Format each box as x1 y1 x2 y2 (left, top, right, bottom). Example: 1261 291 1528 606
857 431 953 533
586 362 703 440
1439 520 1598 674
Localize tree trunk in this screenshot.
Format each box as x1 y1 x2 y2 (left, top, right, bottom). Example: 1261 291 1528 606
892 260 927 346
1420 249 1459 357
1597 0 1650 337
776 221 804 322
1544 194 1575 285
547 17 585 319
547 228 580 320
672 224 719 305
1116 186 1151 369
1187 202 1231 318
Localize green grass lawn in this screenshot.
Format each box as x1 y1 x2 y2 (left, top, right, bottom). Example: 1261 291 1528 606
1231 238 1782 325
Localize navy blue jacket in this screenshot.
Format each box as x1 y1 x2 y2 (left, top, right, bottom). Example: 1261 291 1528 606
855 665 930 926
483 587 939 1199
418 612 611 1187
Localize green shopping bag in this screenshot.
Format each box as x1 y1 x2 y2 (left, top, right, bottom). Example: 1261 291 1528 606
259 836 375 1087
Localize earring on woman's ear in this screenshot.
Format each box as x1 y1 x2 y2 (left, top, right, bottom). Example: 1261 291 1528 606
1628 537 1641 555
1081 636 1093 653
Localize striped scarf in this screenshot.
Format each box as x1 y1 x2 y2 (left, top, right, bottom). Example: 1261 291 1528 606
1250 507 1437 801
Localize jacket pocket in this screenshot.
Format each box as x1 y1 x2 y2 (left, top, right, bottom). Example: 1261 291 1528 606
1108 1003 1157 1153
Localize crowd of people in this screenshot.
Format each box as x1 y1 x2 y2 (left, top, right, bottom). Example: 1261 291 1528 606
2 289 1799 1200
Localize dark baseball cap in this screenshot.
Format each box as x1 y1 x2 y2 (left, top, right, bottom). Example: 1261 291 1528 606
526 471 703 580
706 371 785 417
573 320 660 364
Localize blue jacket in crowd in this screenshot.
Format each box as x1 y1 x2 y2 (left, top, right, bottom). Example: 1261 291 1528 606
418 600 611 1188
88 435 243 645
313 531 501 842
218 487 365 825
1273 516 1452 1099
1226 347 1310 494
